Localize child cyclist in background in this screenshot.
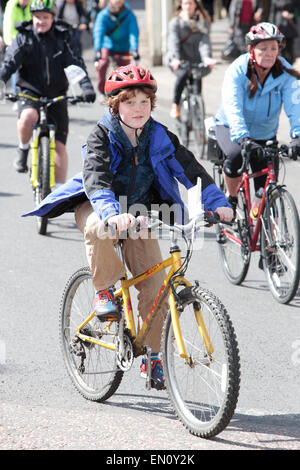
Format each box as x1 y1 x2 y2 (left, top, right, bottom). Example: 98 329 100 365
24 65 233 390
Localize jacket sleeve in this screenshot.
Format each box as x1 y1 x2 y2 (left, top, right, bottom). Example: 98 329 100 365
93 10 105 51
167 130 231 211
167 18 181 61
128 11 139 51
221 58 250 142
3 2 18 45
83 125 120 222
282 72 300 138
0 33 28 83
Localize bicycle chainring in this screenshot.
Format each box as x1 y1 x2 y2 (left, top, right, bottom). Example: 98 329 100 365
116 333 134 372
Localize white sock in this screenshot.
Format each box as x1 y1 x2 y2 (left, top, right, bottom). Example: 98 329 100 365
19 142 30 150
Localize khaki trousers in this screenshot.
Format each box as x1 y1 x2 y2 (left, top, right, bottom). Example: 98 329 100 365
75 201 167 352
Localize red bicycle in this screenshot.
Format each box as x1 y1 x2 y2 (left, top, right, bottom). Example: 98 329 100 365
213 139 300 304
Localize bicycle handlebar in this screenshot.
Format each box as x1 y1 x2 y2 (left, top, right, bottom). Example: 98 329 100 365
108 210 227 239
4 92 85 106
179 61 211 79
237 139 289 175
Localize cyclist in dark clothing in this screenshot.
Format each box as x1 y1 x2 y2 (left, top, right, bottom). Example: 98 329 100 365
0 0 96 182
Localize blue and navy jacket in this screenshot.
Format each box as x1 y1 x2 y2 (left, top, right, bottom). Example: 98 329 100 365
23 115 230 222
93 2 139 53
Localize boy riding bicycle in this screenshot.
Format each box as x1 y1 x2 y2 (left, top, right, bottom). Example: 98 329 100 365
23 64 233 389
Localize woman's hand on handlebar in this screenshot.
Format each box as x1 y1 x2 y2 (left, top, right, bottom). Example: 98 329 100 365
169 58 181 71
215 206 234 222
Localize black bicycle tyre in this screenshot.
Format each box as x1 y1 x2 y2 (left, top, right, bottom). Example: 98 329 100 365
161 285 240 438
36 136 51 235
192 95 205 160
216 190 251 285
59 266 124 402
260 187 300 304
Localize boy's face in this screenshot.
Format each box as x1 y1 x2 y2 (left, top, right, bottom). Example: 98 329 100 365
118 89 151 129
32 12 54 34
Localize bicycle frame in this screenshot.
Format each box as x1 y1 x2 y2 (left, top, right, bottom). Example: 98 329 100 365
221 160 277 252
75 236 213 361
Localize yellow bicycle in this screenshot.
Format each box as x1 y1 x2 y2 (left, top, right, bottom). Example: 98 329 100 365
5 92 83 235
59 211 240 438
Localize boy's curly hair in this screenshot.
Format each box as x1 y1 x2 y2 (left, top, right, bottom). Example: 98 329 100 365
106 87 156 114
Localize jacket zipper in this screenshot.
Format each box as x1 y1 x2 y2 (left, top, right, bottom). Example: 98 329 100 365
267 92 271 117
127 148 138 201
45 57 50 86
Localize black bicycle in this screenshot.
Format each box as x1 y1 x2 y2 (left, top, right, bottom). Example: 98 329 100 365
176 61 210 160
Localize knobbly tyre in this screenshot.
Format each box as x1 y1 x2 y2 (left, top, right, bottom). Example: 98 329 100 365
59 210 241 439
5 92 84 235
206 121 300 304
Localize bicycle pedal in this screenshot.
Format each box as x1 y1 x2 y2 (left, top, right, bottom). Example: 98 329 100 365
216 233 226 245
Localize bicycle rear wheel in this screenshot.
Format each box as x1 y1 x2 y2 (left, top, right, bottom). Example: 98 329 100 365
191 95 205 160
260 188 300 304
35 136 51 235
162 286 240 438
59 267 124 402
216 190 251 284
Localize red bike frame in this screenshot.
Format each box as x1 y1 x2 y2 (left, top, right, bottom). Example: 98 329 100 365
222 160 277 252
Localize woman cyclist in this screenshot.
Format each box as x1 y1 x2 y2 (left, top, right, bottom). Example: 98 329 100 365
214 22 300 211
24 64 233 389
167 0 216 119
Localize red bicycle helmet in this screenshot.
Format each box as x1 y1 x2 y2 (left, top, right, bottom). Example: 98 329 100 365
104 65 157 96
246 22 285 47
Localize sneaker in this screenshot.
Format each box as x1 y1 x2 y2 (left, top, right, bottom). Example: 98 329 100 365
140 354 166 390
14 148 29 173
93 288 121 322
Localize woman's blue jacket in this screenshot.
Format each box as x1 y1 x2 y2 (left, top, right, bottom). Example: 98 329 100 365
215 53 300 142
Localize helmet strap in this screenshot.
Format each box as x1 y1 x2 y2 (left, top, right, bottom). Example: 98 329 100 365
250 45 279 71
115 113 147 146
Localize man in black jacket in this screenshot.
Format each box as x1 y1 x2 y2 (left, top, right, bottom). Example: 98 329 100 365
0 0 96 181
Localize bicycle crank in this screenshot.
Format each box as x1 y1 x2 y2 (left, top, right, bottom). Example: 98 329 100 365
116 333 134 372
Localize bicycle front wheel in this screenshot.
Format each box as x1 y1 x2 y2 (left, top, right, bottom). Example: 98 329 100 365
162 286 240 438
191 95 205 160
216 191 251 284
261 188 300 304
35 136 51 235
59 267 124 402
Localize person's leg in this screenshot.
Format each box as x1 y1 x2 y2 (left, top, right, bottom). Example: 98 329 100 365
75 201 126 290
122 234 167 353
170 67 188 118
96 48 110 94
15 107 39 172
54 140 68 184
50 101 69 184
215 125 243 197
